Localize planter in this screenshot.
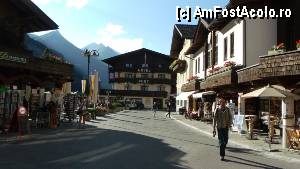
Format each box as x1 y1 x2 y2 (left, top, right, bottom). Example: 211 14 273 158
268 50 279 55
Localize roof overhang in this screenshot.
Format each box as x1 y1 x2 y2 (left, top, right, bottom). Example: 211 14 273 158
5 0 58 33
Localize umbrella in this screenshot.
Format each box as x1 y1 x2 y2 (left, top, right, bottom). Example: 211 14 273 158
242 85 286 99
241 85 300 150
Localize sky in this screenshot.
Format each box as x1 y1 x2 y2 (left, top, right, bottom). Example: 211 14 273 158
31 0 228 55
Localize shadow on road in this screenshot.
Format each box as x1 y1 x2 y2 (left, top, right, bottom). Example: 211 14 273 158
0 123 189 169
225 155 284 169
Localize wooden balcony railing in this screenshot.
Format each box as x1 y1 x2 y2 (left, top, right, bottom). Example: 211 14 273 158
109 77 175 85
99 89 168 98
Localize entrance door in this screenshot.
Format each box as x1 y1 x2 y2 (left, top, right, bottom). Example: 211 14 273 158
153 98 163 109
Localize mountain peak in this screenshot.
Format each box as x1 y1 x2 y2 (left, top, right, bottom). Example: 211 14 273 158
82 43 119 60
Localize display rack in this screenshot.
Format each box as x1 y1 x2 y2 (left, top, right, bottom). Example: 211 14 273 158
63 94 78 121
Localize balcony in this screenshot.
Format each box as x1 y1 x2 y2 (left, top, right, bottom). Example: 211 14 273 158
259 50 300 78
181 79 201 92
99 89 168 98
169 59 187 73
201 66 242 90
109 77 175 85
109 66 172 73
237 64 262 84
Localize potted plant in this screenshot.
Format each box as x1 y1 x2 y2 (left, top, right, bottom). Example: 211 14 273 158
275 43 286 53
296 40 300 50
268 43 286 55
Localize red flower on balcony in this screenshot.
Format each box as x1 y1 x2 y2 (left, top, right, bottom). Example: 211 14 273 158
208 66 222 74
224 61 236 67
187 75 198 81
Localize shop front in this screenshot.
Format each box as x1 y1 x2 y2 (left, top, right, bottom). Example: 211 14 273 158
191 91 216 121
237 50 300 149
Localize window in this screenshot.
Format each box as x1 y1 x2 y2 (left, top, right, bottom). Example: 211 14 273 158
115 72 119 78
125 64 133 68
158 74 165 79
215 34 218 65
230 32 234 57
208 43 212 67
176 100 179 105
141 85 149 91
109 73 114 79
141 74 149 78
125 73 133 78
180 100 183 106
224 37 228 61
142 64 148 68
124 84 131 90
198 58 201 73
158 85 165 91
195 59 198 74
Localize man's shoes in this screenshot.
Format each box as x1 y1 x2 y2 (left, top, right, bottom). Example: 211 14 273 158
220 156 225 161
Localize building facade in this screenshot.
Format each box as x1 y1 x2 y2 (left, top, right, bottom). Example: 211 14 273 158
169 24 198 111
170 0 300 148
102 48 176 109
0 0 74 129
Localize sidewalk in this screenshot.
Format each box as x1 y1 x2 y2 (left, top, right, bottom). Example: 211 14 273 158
171 113 300 163
0 122 94 143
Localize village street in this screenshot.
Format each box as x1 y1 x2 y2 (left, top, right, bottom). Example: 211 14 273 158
0 110 299 169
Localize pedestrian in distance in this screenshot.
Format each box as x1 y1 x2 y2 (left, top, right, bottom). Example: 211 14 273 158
77 97 87 129
213 97 232 161
153 101 157 117
165 101 171 118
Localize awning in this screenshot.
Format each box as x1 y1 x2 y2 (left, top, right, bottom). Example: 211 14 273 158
176 91 196 100
192 91 216 99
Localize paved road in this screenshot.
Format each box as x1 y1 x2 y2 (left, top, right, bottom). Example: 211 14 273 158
0 110 299 169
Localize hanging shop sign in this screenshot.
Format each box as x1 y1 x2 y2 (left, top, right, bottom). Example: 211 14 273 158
0 51 27 64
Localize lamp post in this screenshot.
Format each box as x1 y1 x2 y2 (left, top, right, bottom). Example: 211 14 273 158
82 49 99 96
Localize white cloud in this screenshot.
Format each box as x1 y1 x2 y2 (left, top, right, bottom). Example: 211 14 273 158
66 0 88 9
97 23 126 37
96 23 143 53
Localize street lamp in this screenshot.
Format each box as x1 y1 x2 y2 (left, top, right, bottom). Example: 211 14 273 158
82 49 99 96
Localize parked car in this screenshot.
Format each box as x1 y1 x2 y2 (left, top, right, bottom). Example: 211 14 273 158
129 102 144 110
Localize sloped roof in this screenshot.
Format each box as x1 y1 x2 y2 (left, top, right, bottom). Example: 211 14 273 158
174 24 198 39
170 24 197 58
6 0 58 32
103 48 170 64
209 0 271 30
185 18 212 55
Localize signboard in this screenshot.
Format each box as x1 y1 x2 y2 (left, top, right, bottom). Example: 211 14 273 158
0 52 27 63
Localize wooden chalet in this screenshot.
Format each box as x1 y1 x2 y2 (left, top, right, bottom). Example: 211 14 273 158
0 0 73 88
102 48 176 109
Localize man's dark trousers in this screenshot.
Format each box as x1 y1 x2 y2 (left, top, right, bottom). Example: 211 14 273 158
217 128 229 157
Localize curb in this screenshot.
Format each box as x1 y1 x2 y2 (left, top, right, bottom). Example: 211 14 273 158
171 116 300 163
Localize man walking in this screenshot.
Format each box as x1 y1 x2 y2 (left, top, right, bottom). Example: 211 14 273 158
153 101 157 117
165 101 171 118
213 98 232 161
